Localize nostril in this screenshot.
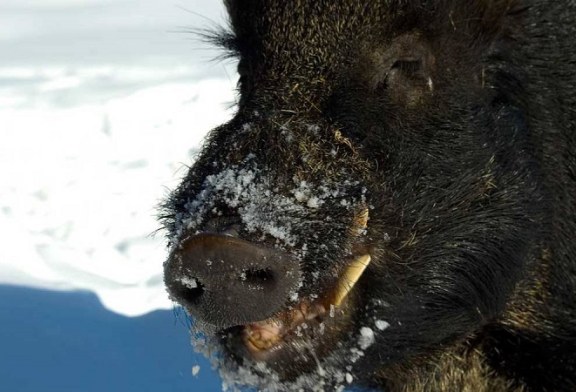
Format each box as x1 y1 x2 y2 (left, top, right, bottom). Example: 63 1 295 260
241 268 275 288
173 277 205 305
164 233 302 327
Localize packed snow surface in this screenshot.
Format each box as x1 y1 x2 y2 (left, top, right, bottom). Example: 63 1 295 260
0 0 236 316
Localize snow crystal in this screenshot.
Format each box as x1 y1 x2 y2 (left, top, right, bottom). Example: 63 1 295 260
180 276 198 289
295 326 303 337
307 124 320 134
339 199 350 207
349 347 365 363
306 197 320 209
375 320 390 331
293 189 308 203
178 160 366 254
181 163 302 247
345 373 353 384
358 327 375 350
192 365 200 376
281 128 295 143
289 291 299 302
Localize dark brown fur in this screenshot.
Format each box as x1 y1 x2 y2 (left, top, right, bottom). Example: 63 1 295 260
162 1 576 390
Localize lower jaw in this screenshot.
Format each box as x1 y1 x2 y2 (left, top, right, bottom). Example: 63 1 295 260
219 300 359 381
222 333 330 381
217 254 372 377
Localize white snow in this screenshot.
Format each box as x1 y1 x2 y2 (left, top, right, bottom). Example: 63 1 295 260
180 277 199 289
375 319 390 331
0 0 236 317
181 165 302 247
345 373 353 384
306 197 321 209
358 327 375 350
178 162 363 252
192 365 201 376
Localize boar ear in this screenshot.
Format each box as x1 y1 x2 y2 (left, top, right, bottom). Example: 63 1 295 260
372 33 435 107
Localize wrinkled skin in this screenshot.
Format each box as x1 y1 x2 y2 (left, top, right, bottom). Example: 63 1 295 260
161 1 576 391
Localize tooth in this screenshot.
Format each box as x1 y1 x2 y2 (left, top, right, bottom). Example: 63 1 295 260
330 255 371 306
249 331 261 341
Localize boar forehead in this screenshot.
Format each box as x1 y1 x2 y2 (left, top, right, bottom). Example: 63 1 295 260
225 1 397 83
224 0 518 103
224 1 516 59
226 1 386 49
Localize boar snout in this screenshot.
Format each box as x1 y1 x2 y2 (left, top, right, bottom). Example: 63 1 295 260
164 233 302 328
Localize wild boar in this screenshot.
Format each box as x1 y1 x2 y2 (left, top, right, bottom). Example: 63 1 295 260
161 1 576 391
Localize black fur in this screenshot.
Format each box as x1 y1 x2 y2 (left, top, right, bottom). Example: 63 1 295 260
161 1 576 390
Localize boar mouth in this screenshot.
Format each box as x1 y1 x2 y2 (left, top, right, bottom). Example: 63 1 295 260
224 254 372 365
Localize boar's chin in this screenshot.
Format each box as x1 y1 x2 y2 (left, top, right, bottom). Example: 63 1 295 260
215 254 372 382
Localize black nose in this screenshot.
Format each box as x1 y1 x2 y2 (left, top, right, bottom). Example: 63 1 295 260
164 234 301 328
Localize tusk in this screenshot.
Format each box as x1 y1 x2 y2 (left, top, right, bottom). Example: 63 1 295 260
330 254 372 307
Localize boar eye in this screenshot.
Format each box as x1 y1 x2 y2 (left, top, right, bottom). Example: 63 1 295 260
390 59 422 75
386 58 427 89
382 53 434 106
370 33 435 106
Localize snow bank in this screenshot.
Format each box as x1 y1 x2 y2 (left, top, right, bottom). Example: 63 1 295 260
0 65 235 316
